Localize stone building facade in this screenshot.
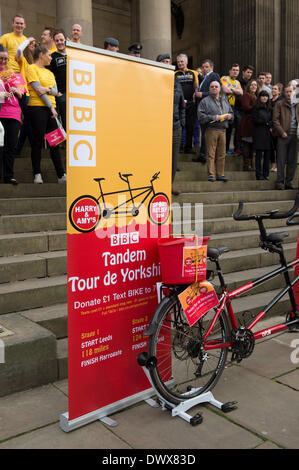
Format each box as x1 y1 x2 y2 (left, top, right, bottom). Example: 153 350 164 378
1 0 298 83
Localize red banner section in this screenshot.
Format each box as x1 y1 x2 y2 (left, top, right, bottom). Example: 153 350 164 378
65 45 173 424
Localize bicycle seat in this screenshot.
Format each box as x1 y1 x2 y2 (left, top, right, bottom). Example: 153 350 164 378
264 232 289 244
94 178 105 182
208 246 230 260
121 174 133 178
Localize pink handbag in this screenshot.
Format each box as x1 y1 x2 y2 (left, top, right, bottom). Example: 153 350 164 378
45 118 66 147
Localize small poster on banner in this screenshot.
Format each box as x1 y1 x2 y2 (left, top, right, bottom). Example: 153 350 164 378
183 245 207 281
178 280 219 327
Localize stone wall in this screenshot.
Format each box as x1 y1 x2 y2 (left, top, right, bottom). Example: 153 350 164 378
0 0 56 39
92 0 132 53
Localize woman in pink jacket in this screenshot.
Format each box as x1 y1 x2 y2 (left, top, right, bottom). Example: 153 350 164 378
0 44 23 185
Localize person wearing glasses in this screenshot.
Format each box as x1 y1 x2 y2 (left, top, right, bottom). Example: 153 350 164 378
0 45 23 184
197 81 233 182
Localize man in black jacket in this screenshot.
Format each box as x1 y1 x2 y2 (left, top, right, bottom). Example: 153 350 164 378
172 77 185 195
193 59 221 163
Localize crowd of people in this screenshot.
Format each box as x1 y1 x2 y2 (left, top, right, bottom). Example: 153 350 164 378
169 56 299 194
0 14 143 185
0 14 298 194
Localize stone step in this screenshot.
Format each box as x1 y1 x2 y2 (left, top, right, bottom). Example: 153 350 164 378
0 312 58 397
0 213 66 234
172 199 296 221
0 250 67 284
0 184 66 199
21 303 67 339
0 197 66 216
175 179 277 192
176 170 258 181
178 153 244 171
176 159 299 176
212 262 295 295
231 288 294 324
173 189 297 205
0 275 67 315
175 214 296 235
0 231 66 257
57 337 68 380
208 225 299 250
206 242 296 275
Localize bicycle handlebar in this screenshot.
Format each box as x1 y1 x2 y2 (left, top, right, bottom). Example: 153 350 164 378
233 193 299 222
151 172 160 180
287 212 299 225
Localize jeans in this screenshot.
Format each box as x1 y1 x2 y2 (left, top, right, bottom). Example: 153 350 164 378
28 106 65 178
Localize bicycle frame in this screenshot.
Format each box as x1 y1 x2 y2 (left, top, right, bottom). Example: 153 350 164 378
95 176 156 216
203 257 299 351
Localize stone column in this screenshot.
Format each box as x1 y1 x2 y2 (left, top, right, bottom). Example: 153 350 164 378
56 0 93 46
139 0 171 60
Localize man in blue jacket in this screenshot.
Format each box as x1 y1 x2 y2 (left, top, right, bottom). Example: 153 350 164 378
193 59 221 163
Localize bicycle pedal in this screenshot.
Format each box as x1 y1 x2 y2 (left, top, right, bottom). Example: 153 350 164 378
221 401 238 413
190 412 203 426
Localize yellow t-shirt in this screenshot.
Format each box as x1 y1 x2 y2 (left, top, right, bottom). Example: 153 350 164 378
0 32 27 73
26 63 56 107
50 46 57 54
220 75 242 107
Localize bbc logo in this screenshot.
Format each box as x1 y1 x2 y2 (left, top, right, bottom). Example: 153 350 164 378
110 232 139 247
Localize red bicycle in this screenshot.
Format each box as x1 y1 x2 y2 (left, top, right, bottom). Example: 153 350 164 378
141 195 299 405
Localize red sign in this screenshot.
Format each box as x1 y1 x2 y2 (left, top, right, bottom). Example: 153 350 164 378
178 281 219 327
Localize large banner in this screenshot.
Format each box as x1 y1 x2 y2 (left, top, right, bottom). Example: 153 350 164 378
60 45 173 430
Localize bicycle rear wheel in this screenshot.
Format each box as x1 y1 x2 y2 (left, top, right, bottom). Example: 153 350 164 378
147 294 230 404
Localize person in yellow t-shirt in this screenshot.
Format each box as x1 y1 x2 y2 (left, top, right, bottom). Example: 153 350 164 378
0 14 27 73
26 45 66 184
41 27 57 54
221 63 243 154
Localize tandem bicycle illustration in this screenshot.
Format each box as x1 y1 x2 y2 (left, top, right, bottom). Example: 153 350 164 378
69 172 170 233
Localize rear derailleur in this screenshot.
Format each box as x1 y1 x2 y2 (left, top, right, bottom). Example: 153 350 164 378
231 327 255 363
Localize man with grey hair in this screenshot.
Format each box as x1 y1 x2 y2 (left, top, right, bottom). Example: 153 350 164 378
71 24 83 44
273 85 299 190
197 81 233 182
288 79 299 104
175 53 199 154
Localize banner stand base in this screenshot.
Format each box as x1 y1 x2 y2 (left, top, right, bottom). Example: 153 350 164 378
60 387 155 433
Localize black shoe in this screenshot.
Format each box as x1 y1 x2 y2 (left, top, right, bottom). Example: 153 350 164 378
285 183 295 190
275 183 284 190
256 176 264 180
216 176 229 182
4 178 18 185
176 168 181 172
